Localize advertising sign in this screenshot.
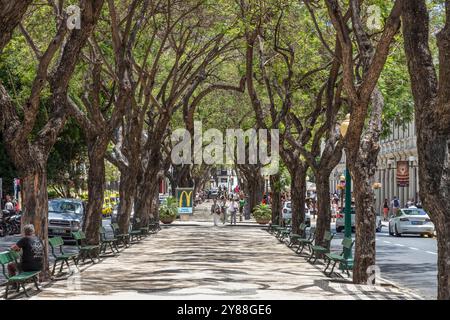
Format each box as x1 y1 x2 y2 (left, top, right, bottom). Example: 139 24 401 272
176 188 194 215
397 161 409 187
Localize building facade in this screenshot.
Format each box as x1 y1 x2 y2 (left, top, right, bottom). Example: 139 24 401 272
330 119 423 214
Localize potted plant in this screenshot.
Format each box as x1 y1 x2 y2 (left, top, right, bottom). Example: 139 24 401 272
159 196 178 224
252 204 272 224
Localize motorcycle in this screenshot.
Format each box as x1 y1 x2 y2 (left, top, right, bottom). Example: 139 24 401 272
0 209 21 236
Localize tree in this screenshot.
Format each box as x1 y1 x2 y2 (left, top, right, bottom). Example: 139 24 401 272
0 0 104 277
68 0 149 245
324 0 402 283
402 0 450 300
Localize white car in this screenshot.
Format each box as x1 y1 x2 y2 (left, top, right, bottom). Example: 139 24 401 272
282 201 311 226
335 208 382 233
388 207 434 237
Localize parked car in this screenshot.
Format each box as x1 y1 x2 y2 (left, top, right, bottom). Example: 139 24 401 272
282 201 311 226
48 198 85 239
111 204 134 224
335 208 382 233
388 207 434 237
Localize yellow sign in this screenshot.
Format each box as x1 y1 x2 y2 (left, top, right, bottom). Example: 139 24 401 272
177 188 194 215
178 190 193 207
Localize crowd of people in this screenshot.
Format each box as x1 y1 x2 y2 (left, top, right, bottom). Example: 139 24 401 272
210 186 248 226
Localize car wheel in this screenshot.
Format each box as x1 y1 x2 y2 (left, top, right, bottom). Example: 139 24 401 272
336 226 343 233
388 223 394 236
428 233 435 238
376 226 381 233
395 224 401 237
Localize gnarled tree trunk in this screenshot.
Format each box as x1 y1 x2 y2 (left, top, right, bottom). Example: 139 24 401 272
83 137 108 245
290 167 306 234
315 172 332 246
402 0 450 299
20 160 49 278
117 169 136 234
270 173 282 224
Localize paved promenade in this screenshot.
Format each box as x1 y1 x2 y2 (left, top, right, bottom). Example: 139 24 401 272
24 206 421 300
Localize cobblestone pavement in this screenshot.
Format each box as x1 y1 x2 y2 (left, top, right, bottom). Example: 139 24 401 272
13 203 420 300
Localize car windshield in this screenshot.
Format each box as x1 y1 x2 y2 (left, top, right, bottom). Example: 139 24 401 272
49 200 82 214
402 209 427 216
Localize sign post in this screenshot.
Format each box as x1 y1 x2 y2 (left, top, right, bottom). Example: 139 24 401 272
176 188 194 221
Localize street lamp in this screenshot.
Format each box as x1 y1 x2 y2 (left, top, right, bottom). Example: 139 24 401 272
339 114 353 261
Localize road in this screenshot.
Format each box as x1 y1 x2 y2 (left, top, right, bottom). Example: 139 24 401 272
0 216 438 299
327 222 437 299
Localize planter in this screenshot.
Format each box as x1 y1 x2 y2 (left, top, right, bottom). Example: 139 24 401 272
255 218 271 225
160 217 175 224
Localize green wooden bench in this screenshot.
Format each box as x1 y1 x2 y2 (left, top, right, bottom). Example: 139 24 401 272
48 236 78 276
111 223 130 247
287 223 307 247
139 220 151 237
99 226 120 255
129 218 143 242
293 227 316 254
274 219 291 239
324 237 354 277
71 231 100 264
148 219 161 233
307 231 334 264
0 250 41 299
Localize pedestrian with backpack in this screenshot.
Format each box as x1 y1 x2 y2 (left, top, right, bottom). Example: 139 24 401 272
391 196 400 216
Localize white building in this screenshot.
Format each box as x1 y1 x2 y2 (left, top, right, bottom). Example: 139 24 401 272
330 119 422 214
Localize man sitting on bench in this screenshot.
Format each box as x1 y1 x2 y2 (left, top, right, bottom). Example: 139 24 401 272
8 224 44 278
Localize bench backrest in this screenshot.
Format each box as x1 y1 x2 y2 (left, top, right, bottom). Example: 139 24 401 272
342 237 354 257
308 227 316 240
0 251 14 266
49 236 64 248
99 226 108 240
323 231 334 248
111 223 119 231
0 251 18 279
72 230 86 241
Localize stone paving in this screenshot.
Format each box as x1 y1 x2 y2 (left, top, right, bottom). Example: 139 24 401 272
0 202 423 300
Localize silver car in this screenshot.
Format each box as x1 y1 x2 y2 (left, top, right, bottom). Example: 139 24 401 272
388 207 435 237
336 208 382 233
48 198 85 239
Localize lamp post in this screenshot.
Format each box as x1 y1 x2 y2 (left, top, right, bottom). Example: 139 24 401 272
339 114 353 260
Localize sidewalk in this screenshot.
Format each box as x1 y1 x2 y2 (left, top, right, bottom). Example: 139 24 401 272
25 209 421 300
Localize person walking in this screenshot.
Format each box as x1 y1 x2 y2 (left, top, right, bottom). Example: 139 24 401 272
239 197 245 222
391 196 400 216
383 198 389 221
211 198 221 226
220 196 228 224
229 198 238 225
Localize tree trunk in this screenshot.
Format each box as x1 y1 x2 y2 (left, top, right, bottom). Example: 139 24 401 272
402 0 450 299
117 169 136 234
315 172 332 246
290 168 306 234
134 163 159 226
270 174 282 224
350 162 377 284
20 163 50 279
0 0 32 52
83 139 107 245
247 174 264 214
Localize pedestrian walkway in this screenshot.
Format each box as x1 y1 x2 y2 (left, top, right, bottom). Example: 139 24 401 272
27 210 422 300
